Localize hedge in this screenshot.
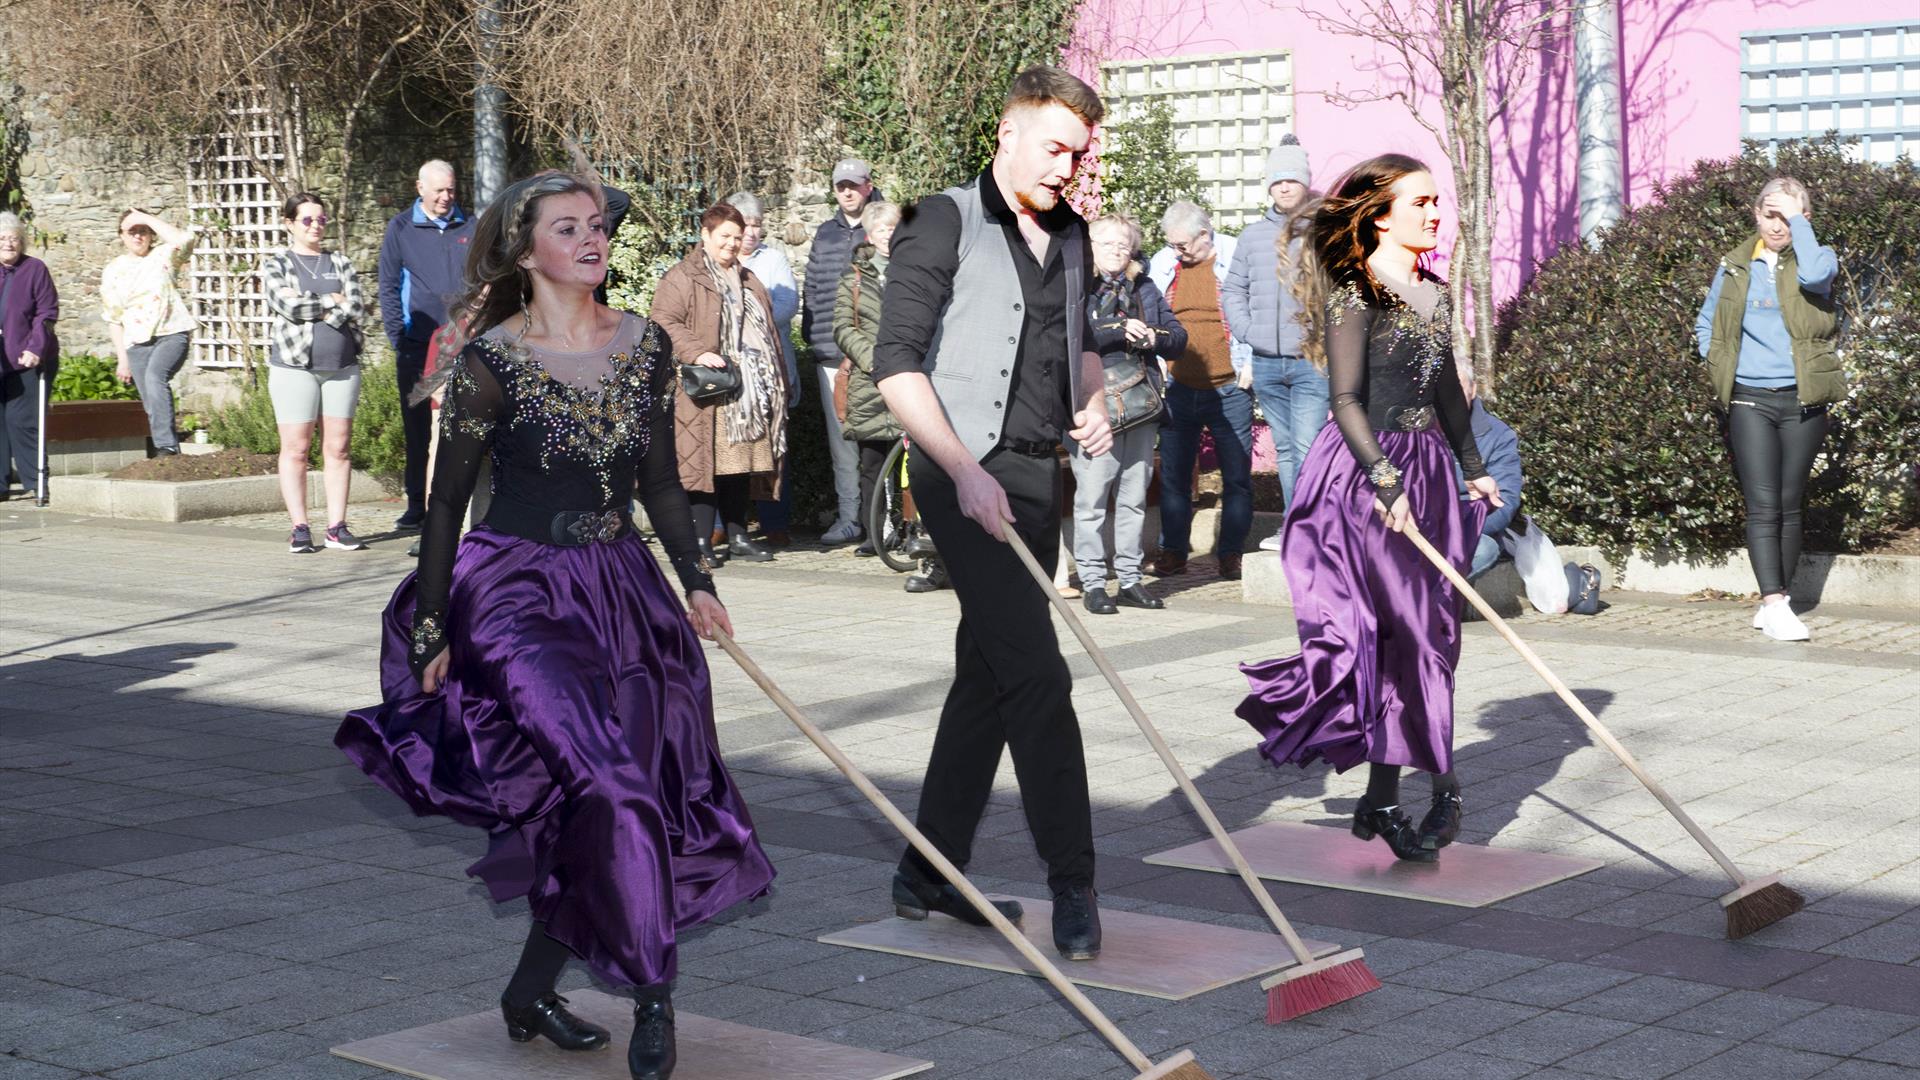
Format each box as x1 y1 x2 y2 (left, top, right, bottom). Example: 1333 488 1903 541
1495 137 1920 560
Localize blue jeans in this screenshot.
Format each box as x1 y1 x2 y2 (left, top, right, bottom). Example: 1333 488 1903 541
1249 353 1330 511
1470 533 1500 578
1157 381 1254 556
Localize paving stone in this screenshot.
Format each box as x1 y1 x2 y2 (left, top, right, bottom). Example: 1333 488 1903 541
1759 1004 1918 1056
1661 989 1828 1040
1555 1024 1737 1078
1459 1009 1641 1065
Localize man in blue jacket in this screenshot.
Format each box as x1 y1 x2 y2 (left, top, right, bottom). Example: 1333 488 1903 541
377 159 474 529
1455 365 1522 577
802 159 884 546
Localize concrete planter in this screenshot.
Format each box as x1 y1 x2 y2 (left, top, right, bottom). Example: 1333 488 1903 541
1241 549 1527 619
1559 545 1920 609
50 470 387 523
46 400 151 476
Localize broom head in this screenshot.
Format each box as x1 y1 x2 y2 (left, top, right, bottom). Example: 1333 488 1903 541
1259 948 1381 1022
1131 1049 1217 1080
1721 875 1805 939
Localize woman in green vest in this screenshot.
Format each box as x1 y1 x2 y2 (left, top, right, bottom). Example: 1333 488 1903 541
1693 176 1841 642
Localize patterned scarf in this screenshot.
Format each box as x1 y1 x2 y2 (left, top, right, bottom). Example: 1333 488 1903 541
703 251 782 450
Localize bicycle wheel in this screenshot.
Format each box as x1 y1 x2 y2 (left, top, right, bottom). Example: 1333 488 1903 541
869 437 918 573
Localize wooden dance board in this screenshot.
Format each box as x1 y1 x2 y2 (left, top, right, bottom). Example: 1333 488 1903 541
1144 821 1603 908
331 989 932 1080
819 894 1339 1000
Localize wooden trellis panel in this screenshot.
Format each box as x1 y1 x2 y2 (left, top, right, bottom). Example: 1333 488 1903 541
186 90 305 368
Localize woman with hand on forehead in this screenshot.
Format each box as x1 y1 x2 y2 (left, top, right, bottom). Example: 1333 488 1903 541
337 171 773 1080
1237 154 1502 865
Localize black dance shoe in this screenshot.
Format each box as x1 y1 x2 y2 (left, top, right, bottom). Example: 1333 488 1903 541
1419 791 1462 851
1352 796 1438 863
892 869 1024 926
1115 584 1165 610
1051 885 1102 960
727 536 775 562
501 992 611 1051
695 537 724 571
628 990 676 1080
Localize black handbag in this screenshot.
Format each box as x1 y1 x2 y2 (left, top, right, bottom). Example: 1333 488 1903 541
1563 562 1603 615
1103 358 1165 434
680 359 740 404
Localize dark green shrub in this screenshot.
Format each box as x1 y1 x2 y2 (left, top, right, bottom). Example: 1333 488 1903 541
1496 137 1920 560
206 362 408 480
50 354 141 402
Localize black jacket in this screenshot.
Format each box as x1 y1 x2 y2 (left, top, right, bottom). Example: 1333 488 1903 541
801 195 884 363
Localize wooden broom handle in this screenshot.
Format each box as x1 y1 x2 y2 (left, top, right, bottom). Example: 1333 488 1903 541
711 631 1157 1073
1003 529 1318 965
1397 522 1751 887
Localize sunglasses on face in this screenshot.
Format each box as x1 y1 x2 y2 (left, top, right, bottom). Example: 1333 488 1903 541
298 215 329 227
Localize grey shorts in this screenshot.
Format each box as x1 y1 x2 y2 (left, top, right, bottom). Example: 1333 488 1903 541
268 365 362 423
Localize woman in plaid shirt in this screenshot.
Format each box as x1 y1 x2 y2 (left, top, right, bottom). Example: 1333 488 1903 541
259 191 368 554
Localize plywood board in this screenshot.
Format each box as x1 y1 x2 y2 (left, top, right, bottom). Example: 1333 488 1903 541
819 894 1339 1000
331 989 932 1080
1144 821 1602 908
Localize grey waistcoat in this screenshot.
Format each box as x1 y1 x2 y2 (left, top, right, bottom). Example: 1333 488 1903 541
924 180 1085 462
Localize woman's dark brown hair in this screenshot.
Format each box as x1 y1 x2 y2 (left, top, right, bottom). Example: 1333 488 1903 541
281 191 329 220
455 170 604 341
1293 153 1430 368
699 202 746 233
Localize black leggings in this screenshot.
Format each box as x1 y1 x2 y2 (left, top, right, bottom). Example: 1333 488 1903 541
689 475 753 540
1727 383 1827 596
856 439 894 532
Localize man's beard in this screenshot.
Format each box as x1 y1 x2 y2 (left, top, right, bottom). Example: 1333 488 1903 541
1015 186 1059 213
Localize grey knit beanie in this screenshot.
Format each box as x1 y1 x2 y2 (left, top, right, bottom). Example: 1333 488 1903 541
1266 134 1310 187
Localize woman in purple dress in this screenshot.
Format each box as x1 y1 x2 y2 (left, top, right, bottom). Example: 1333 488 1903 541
337 172 774 1080
1236 155 1503 863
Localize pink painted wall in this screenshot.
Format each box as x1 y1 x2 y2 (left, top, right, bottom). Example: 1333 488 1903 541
1070 0 1917 299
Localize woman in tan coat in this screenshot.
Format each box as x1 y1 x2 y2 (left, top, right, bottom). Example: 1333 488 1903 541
652 203 788 568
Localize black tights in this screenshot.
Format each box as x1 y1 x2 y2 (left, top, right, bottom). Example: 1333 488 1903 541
504 921 669 1006
1366 763 1459 808
689 475 753 541
1727 384 1827 596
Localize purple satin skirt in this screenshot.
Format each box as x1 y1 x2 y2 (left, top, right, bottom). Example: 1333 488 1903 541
336 527 775 988
1237 426 1486 775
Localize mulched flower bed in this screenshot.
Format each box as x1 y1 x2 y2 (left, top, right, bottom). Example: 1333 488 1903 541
110 448 278 481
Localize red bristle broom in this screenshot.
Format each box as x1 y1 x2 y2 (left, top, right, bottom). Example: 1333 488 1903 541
1003 528 1380 1021
1399 521 1804 939
714 631 1221 1079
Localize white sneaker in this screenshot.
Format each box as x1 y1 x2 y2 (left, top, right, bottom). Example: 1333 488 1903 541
821 519 864 545
1752 603 1768 630
1760 600 1810 642
1257 531 1284 552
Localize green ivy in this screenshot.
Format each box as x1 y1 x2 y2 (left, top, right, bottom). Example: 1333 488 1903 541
50 355 141 402
1094 99 1204 251
1497 137 1920 560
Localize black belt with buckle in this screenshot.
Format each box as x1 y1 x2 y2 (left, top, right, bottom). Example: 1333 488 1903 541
484 497 633 547
1001 438 1059 458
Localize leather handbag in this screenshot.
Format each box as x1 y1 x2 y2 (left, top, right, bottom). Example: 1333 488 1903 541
1103 358 1165 434
680 359 740 404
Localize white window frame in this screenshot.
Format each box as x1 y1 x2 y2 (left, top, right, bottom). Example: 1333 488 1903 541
1742 19 1920 164
185 89 306 369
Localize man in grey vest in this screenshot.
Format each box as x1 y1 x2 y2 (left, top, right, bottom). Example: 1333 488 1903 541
872 65 1112 961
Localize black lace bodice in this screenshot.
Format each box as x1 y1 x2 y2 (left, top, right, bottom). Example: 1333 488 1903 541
409 314 711 675
1325 276 1487 504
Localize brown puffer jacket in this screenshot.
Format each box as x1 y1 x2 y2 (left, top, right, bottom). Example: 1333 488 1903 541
649 250 786 494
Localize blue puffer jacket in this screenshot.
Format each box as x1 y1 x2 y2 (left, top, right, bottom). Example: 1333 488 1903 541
800 195 884 364
1222 205 1306 358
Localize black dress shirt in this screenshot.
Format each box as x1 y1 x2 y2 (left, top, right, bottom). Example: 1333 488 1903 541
872 170 1093 447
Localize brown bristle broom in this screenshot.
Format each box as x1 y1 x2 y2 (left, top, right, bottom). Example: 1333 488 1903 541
713 631 1219 1079
1002 528 1380 1020
1399 522 1804 939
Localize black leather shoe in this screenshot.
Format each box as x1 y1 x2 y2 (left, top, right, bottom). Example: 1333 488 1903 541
892 870 1023 926
395 507 426 530
1352 796 1438 863
727 537 774 562
628 991 675 1080
501 992 611 1051
904 562 948 593
903 533 938 560
1419 791 1462 851
1051 885 1102 960
1083 588 1118 615
1115 584 1164 610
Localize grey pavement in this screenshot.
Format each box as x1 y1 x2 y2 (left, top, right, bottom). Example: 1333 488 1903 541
2 502 1919 1080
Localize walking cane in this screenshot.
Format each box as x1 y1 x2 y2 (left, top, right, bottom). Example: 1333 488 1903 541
34 366 48 505
1398 520 1803 938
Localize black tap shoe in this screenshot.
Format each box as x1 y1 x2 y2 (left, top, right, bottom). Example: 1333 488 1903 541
892 870 1024 926
1419 791 1462 850
1051 885 1102 960
1352 796 1439 863
501 992 611 1051
628 991 676 1080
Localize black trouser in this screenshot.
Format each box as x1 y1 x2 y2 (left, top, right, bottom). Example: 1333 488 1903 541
855 438 894 531
1728 382 1827 596
0 367 43 496
899 448 1094 895
396 339 433 509
689 475 752 539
